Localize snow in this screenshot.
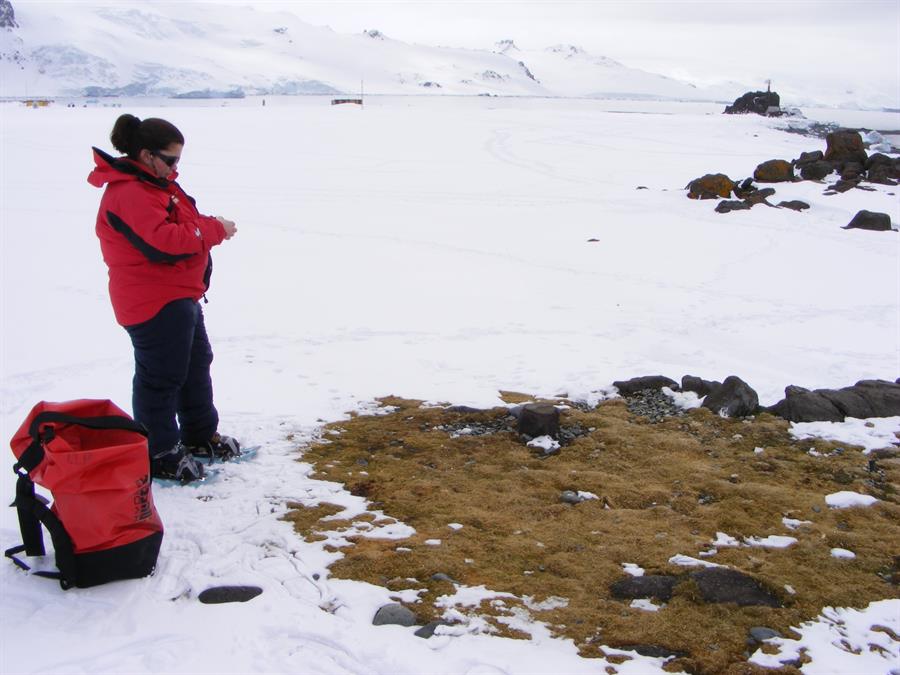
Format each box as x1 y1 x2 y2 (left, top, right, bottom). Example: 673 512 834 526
663 387 703 410
749 600 900 674
830 548 856 560
2 95 899 674
668 555 724 569
621 563 645 577
743 535 798 549
782 517 812 530
791 416 900 454
712 532 741 548
630 599 661 612
825 491 879 509
526 435 560 452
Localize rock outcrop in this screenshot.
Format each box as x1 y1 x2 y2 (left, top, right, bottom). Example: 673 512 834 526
724 90 780 116
767 379 900 422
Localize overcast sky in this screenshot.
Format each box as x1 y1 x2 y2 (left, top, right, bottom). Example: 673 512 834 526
249 0 899 98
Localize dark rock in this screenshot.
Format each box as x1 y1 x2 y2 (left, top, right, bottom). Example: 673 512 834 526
430 573 457 583
690 568 782 607
817 388 876 419
777 200 810 211
610 575 679 601
853 380 900 417
715 199 752 213
625 388 684 422
560 490 584 505
754 159 794 183
0 0 17 29
824 130 868 167
867 162 899 185
724 90 780 116
748 627 782 645
743 187 777 205
701 375 759 417
197 586 263 604
794 150 824 166
517 403 560 439
840 162 864 180
617 645 689 659
767 386 844 423
843 210 893 231
373 603 417 627
865 153 896 172
446 405 486 414
415 620 454 639
681 375 721 398
613 376 679 396
687 173 735 199
825 178 861 193
800 160 834 181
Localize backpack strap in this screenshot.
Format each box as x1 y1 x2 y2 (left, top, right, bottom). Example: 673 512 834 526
27 411 148 442
5 473 77 589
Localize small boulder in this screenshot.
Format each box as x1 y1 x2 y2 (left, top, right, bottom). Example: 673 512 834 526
517 403 560 439
800 160 833 181
777 200 810 211
690 568 782 607
743 187 776 205
767 385 844 423
687 173 735 199
701 375 759 417
825 178 861 193
610 575 679 602
748 627 783 645
373 603 417 627
197 586 263 604
843 210 893 232
753 159 794 183
840 161 864 180
415 620 454 639
794 150 824 166
613 376 679 396
866 157 899 185
715 200 751 213
824 130 868 167
681 375 721 398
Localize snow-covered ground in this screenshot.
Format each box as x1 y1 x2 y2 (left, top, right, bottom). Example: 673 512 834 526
1 96 898 674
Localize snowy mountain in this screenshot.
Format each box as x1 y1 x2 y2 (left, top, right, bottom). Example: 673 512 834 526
1 0 739 101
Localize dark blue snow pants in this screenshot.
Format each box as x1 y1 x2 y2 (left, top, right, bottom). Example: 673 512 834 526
125 298 219 457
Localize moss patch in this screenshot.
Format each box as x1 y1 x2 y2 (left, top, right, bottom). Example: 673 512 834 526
284 396 900 674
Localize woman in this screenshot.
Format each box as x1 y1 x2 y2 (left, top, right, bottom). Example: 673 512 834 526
89 114 239 483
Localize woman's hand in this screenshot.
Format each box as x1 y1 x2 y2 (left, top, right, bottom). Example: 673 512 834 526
216 216 237 240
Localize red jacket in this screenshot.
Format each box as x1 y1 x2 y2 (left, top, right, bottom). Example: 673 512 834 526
88 147 226 326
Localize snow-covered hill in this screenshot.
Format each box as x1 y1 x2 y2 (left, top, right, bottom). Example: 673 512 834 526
1 0 742 101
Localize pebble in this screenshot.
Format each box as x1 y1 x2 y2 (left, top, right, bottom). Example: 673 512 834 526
625 389 685 422
560 490 584 505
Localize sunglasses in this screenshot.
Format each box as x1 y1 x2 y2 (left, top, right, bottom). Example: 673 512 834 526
152 150 180 167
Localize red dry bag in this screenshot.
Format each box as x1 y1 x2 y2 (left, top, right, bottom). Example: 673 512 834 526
6 400 164 589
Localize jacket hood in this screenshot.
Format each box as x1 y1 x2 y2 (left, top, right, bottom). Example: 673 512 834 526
87 147 178 189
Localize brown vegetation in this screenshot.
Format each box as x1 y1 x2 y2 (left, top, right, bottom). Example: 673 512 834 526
284 394 900 674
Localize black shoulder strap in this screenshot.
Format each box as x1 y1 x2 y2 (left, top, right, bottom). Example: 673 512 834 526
5 474 77 589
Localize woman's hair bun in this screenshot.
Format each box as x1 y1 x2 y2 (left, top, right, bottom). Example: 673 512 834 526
110 114 142 156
